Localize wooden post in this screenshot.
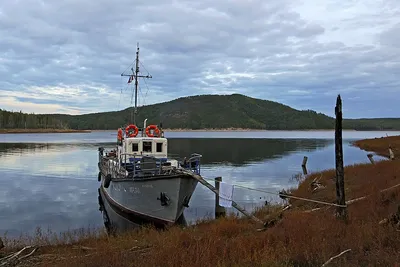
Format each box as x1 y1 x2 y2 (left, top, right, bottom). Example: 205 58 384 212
367 153 375 164
335 95 347 220
190 173 264 225
389 146 395 160
301 156 308 175
215 177 226 218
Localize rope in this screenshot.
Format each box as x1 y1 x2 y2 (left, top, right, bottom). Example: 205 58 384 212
202 177 347 208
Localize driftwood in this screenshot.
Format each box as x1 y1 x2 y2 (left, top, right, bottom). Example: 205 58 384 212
0 246 37 267
72 245 96 252
321 249 351 266
310 174 325 192
303 182 400 214
367 153 375 164
379 205 400 229
347 182 400 205
389 146 395 160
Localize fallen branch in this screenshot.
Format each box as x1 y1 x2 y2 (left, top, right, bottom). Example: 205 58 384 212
303 207 322 213
310 174 325 192
16 247 37 261
125 245 152 254
0 246 36 266
346 182 400 205
321 249 351 267
72 245 96 252
379 205 400 228
302 182 400 213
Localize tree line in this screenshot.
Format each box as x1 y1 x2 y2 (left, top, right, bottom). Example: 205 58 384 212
1 94 400 130
0 109 68 129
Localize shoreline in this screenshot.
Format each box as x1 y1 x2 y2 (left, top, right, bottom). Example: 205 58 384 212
1 135 400 266
0 129 92 134
2 128 398 134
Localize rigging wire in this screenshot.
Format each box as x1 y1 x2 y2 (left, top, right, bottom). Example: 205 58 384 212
139 60 150 76
121 61 135 76
201 177 347 208
141 75 151 103
118 75 129 111
139 60 151 103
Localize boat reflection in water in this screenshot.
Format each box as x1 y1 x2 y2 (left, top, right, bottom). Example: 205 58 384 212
97 187 187 235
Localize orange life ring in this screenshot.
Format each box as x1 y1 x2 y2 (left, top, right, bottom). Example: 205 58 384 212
125 124 139 137
117 128 123 140
145 125 160 137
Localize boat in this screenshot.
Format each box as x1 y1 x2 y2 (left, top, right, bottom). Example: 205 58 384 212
97 44 202 229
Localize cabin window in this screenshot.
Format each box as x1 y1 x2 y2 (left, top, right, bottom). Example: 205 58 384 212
143 141 152 152
156 143 163 153
132 143 139 152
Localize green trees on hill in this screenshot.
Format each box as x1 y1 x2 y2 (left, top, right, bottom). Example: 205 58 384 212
0 109 67 129
1 94 400 130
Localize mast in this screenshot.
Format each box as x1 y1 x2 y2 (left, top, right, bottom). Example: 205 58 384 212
121 43 152 125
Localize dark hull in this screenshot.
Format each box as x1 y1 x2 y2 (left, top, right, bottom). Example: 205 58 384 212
98 172 197 229
98 187 187 235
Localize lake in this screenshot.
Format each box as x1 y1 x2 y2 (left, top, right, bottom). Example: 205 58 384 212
0 130 398 238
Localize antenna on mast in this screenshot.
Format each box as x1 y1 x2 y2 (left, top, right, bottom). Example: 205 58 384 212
121 42 152 126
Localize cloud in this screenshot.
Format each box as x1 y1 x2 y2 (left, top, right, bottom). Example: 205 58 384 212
0 0 399 117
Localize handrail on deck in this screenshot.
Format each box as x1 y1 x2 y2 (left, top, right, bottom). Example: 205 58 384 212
99 147 203 177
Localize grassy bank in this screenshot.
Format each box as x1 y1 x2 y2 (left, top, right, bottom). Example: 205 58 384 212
353 135 400 159
1 136 400 267
0 129 91 134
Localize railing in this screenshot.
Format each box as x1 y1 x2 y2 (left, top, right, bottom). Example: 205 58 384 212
119 153 167 178
179 153 202 175
99 148 203 178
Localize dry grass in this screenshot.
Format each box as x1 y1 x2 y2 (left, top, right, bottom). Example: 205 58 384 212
352 134 400 158
2 136 400 267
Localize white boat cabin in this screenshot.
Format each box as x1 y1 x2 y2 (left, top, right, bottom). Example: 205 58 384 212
115 122 170 167
104 121 201 176
121 137 168 160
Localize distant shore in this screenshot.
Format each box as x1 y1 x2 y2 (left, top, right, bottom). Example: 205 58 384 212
91 128 353 132
0 128 92 134
1 127 399 134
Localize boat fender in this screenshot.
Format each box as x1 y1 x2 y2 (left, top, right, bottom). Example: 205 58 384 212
145 125 161 137
104 174 112 188
98 172 102 182
117 128 124 145
117 128 123 140
125 124 139 138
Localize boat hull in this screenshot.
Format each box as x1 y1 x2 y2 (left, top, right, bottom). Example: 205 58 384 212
99 173 198 228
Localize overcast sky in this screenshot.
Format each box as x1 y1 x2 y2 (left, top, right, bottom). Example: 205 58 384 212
0 0 399 118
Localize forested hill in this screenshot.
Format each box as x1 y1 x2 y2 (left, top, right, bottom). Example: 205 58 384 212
1 94 400 130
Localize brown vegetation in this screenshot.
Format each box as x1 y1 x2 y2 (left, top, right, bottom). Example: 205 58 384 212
0 129 91 134
353 134 400 158
2 136 400 266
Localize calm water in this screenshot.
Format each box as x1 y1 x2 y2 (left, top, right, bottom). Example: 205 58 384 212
0 130 398 238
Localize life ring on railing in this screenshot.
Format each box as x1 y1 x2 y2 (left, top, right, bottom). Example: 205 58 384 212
117 128 123 140
125 124 139 137
145 125 160 137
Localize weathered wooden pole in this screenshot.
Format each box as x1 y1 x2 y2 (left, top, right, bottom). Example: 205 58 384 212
389 146 395 160
214 176 226 218
301 156 308 175
367 153 375 164
190 173 264 225
335 95 347 220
